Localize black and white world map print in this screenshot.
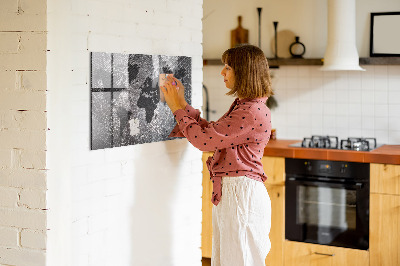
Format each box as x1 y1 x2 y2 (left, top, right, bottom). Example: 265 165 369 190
90 52 192 150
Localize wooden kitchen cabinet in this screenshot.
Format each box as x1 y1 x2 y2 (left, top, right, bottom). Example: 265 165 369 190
202 152 213 258
262 156 285 266
284 241 369 266
201 154 286 266
370 163 400 266
370 163 400 195
264 184 285 266
370 193 400 266
261 156 285 186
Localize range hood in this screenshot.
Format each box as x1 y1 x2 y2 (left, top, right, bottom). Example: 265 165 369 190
320 0 365 71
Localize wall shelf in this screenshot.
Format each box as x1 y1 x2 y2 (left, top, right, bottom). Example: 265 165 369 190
203 57 400 67
359 57 400 65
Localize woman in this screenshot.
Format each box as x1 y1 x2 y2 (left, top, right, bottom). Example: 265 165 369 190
161 44 273 266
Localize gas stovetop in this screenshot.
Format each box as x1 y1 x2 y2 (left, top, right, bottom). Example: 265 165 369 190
289 135 382 151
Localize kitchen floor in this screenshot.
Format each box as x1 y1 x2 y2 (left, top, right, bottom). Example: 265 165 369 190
202 257 211 266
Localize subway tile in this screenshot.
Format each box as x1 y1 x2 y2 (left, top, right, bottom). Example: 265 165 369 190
362 90 375 104
348 90 362 103
388 65 400 76
348 116 362 129
298 77 311 89
349 128 362 137
388 117 400 131
310 66 323 77
336 128 349 140
322 70 335 78
375 104 389 117
362 116 375 130
336 103 349 116
388 104 400 117
284 66 298 77
311 102 323 113
298 67 311 78
348 103 362 116
311 127 324 136
310 77 324 89
323 115 336 129
361 103 375 116
388 131 400 144
323 87 336 103
348 71 362 90
361 74 374 91
336 90 349 103
374 130 389 144
374 65 388 77
374 77 388 91
335 72 349 90
388 75 400 91
374 117 389 130
335 115 348 129
286 77 299 89
361 128 375 138
374 90 388 104
388 91 400 104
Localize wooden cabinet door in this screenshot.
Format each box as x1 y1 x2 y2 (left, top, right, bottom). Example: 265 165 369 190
264 184 284 266
202 152 213 258
284 241 369 266
370 163 400 195
370 193 400 266
262 156 285 186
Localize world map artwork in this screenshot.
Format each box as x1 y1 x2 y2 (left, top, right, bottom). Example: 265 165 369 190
90 52 192 150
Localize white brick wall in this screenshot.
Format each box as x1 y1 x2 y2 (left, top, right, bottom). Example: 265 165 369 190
0 0 48 265
47 1 203 266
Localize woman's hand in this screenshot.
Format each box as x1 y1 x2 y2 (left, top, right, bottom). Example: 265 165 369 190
161 77 185 114
171 76 187 108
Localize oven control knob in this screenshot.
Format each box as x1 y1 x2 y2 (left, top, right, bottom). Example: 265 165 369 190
340 164 347 174
304 161 312 171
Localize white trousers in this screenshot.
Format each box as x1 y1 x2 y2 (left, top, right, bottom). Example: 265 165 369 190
212 176 271 266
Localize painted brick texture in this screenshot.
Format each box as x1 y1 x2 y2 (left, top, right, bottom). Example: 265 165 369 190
46 0 203 266
0 0 48 265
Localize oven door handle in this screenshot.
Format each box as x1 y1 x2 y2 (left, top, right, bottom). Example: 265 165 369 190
287 177 364 189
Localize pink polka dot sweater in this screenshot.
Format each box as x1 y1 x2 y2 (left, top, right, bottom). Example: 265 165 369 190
169 97 272 206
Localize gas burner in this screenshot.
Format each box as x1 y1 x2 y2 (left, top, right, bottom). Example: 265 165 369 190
290 136 380 151
301 135 339 149
340 137 377 151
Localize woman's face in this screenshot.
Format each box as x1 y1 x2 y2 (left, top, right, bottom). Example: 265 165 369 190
220 64 235 89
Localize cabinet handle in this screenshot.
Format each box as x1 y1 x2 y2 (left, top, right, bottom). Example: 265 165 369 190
314 252 335 257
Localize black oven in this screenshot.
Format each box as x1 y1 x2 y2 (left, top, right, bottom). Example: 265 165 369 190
285 158 369 250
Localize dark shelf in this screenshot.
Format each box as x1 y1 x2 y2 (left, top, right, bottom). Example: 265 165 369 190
359 57 400 65
203 58 323 67
268 58 323 67
203 57 400 67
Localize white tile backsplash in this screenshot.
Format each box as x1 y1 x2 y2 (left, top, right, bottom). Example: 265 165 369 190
203 64 400 144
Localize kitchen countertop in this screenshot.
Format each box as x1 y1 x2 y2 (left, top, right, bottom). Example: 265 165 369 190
263 139 400 165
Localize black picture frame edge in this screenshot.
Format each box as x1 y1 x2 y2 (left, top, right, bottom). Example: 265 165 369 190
370 11 400 57
90 52 93 150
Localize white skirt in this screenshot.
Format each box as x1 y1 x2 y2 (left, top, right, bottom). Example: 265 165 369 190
212 176 271 266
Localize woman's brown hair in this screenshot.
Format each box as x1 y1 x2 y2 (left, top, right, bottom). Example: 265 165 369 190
221 44 273 99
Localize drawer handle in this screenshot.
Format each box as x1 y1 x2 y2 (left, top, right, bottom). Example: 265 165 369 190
314 252 335 257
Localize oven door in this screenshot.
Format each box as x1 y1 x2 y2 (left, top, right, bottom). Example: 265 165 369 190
285 177 369 250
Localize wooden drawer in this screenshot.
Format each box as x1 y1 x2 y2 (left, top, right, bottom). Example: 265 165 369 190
284 241 369 266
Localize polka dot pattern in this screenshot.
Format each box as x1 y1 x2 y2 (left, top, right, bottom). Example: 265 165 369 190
169 97 272 206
